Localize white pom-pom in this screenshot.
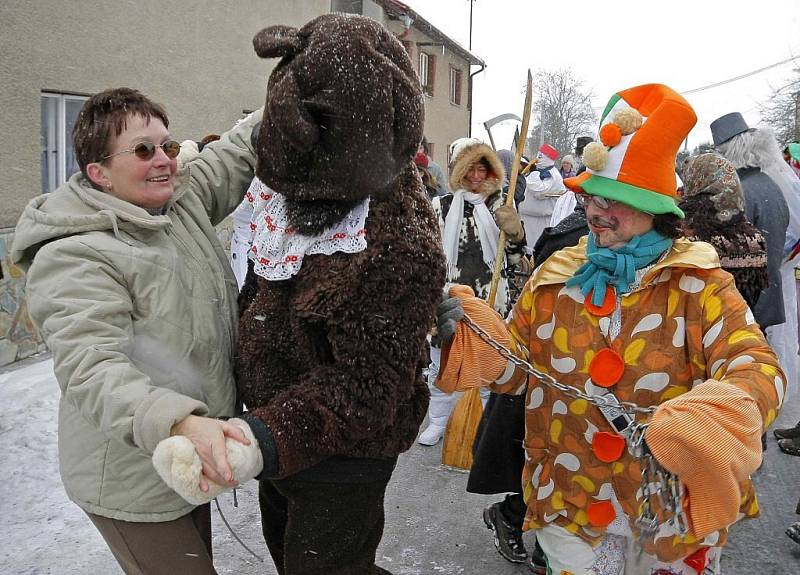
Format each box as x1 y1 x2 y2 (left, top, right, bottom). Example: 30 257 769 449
582 142 609 171
614 108 643 135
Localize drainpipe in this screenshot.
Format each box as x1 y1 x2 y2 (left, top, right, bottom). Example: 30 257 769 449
468 62 486 137
396 12 413 41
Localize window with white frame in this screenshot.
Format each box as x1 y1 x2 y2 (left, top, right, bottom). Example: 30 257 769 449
449 66 462 106
418 52 429 94
418 52 435 96
41 92 89 193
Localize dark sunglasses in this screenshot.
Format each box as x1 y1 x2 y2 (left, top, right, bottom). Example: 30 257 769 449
102 140 181 161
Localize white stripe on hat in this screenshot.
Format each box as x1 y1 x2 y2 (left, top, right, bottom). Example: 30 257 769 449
588 97 648 182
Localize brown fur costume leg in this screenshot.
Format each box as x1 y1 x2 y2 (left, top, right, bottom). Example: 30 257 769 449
258 477 392 575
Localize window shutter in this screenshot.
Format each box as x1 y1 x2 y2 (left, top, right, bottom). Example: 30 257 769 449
428 54 436 96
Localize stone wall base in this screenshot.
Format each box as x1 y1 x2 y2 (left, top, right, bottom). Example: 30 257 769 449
0 229 47 367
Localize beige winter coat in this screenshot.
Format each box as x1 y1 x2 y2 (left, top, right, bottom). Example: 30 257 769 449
11 110 261 522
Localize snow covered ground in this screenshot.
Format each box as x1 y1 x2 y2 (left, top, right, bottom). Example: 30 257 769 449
1 356 799 574
0 356 522 574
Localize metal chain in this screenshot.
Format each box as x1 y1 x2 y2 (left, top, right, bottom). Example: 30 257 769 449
461 313 689 539
462 314 655 415
628 424 689 541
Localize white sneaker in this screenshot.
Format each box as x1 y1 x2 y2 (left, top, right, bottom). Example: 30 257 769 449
417 424 446 446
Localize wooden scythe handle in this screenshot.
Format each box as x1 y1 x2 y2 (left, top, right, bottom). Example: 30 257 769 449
441 71 533 470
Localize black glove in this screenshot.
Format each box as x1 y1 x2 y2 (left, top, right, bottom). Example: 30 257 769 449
250 121 262 150
241 413 278 480
431 295 464 348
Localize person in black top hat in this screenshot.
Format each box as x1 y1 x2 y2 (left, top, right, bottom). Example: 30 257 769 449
574 135 594 174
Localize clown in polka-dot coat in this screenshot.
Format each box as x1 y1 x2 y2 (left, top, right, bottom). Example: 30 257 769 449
491 235 785 563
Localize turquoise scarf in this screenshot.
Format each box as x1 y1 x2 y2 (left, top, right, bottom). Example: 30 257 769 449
566 230 673 306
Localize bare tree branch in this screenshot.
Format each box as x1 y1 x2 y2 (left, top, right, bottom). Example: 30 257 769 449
758 68 800 144
525 68 596 159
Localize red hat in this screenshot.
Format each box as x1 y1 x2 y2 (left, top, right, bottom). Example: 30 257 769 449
539 143 559 161
414 151 429 168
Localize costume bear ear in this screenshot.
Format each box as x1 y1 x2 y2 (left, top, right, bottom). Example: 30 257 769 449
253 25 302 59
267 72 320 152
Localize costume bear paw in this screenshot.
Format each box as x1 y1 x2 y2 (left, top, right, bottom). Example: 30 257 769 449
152 418 263 505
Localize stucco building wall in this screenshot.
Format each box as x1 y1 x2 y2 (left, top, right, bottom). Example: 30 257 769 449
0 1 329 365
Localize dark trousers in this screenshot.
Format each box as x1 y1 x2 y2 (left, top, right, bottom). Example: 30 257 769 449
259 477 392 575
87 504 215 574
499 492 527 530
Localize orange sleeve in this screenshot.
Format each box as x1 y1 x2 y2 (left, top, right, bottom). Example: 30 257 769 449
701 271 786 427
488 279 537 394
645 270 786 538
435 285 519 393
646 380 762 538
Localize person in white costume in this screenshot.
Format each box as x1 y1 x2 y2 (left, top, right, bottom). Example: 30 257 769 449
517 143 566 251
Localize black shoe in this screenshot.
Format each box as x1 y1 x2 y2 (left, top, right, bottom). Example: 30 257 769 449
778 438 800 456
527 540 547 574
774 424 800 440
483 503 528 564
787 522 800 545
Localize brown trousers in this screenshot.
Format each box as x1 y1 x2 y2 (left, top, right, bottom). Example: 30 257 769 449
86 504 216 574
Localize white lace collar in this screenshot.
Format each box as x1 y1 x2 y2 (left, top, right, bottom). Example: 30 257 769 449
245 181 369 281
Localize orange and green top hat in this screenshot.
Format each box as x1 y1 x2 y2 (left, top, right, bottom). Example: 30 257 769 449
564 84 696 218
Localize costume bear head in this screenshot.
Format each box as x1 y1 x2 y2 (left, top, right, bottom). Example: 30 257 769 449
253 14 424 234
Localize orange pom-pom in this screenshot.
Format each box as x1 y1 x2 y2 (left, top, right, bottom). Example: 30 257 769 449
599 123 622 147
588 348 624 388
585 288 615 316
587 501 616 527
592 431 626 463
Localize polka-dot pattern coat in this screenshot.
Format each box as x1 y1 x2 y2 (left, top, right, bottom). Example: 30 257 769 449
492 236 786 562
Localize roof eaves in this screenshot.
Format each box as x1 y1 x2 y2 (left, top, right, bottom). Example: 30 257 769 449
372 0 485 66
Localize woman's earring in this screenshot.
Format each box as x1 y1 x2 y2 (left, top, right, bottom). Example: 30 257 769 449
105 183 114 193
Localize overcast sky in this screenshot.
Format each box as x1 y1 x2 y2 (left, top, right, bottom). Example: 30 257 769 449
403 0 800 153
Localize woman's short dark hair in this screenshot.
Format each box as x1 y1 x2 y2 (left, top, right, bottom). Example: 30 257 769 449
73 87 169 181
652 212 684 239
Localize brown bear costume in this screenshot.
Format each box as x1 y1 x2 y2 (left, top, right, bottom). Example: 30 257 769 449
235 14 446 575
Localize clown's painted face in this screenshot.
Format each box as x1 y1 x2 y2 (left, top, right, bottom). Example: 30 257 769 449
582 194 654 249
